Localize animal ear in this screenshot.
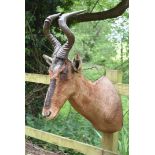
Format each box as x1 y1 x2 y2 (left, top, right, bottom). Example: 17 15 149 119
72 54 82 72
43 54 53 66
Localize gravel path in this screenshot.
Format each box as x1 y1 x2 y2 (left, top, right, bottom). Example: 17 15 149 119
26 142 65 155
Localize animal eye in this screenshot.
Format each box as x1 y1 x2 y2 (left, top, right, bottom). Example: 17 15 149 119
60 67 68 80
60 72 67 80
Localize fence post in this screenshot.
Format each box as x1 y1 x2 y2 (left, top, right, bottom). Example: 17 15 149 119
102 69 123 153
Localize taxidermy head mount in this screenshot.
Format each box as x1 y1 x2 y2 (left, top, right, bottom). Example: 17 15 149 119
42 11 123 133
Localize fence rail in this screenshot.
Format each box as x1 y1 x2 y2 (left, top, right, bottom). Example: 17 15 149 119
25 73 129 96
25 126 118 155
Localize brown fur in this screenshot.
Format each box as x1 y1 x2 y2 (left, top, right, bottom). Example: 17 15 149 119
42 60 123 133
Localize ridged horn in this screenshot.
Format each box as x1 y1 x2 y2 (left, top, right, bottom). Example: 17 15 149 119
57 10 85 59
43 13 61 56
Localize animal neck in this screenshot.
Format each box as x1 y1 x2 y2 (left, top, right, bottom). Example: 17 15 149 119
68 75 96 118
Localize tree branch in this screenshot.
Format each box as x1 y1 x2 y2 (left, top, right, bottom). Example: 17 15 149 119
69 0 129 23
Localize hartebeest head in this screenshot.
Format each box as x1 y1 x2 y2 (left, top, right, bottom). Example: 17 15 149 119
42 11 84 119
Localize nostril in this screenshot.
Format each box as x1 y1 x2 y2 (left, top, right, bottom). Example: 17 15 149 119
42 110 51 117
47 111 51 117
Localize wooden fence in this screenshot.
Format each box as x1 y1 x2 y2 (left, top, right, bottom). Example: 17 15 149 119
25 69 129 155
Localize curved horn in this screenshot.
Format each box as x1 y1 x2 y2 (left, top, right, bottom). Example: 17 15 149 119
43 13 61 55
57 10 85 59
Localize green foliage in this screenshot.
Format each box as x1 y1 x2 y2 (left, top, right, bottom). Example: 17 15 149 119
25 0 73 73
82 63 106 81
119 96 129 155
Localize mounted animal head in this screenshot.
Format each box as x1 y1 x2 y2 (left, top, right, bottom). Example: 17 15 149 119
42 11 84 119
